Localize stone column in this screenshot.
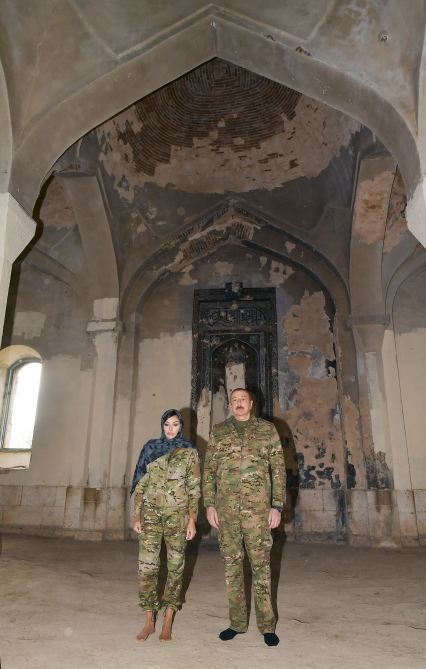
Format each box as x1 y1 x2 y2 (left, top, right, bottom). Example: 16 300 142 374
83 298 122 537
406 175 426 248
351 320 401 545
352 323 392 480
0 193 36 471
108 319 138 538
382 326 419 545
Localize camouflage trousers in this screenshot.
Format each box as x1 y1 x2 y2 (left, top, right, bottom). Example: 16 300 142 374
138 505 187 612
218 507 275 633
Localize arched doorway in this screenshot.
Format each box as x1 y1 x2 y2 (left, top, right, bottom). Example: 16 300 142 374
192 284 277 424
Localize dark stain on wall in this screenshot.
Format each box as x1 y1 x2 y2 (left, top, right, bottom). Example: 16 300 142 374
297 450 342 490
335 489 347 535
375 451 394 489
365 451 394 489
345 448 357 489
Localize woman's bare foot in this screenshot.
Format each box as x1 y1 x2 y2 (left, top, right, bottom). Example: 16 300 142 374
159 607 174 641
136 611 156 641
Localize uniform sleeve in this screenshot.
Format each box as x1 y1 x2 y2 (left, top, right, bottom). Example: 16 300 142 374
202 432 218 508
186 449 201 521
133 477 145 518
269 425 286 508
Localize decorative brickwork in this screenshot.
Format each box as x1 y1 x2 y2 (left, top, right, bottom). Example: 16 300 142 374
116 59 301 176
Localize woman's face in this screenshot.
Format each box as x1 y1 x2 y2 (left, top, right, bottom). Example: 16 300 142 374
163 415 181 439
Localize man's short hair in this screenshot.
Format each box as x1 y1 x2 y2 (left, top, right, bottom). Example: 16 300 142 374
230 387 252 400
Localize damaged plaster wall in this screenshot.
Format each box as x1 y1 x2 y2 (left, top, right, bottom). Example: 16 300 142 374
97 61 359 197
2 55 422 545
131 243 348 539
84 58 364 291
282 290 344 492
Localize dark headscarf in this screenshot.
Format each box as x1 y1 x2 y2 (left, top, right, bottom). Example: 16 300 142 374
130 409 194 494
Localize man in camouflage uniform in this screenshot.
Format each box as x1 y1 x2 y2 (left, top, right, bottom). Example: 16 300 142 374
203 388 285 646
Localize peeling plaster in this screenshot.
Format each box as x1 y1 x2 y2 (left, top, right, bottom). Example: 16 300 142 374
269 260 294 286
139 251 350 499
179 265 198 286
128 210 148 237
285 375 343 489
373 450 394 489
97 93 359 200
283 290 344 489
341 395 365 489
288 352 311 378
212 383 228 425
283 291 335 360
383 169 408 253
96 108 143 203
158 215 258 277
354 170 395 245
225 360 246 395
213 261 234 277
196 386 211 447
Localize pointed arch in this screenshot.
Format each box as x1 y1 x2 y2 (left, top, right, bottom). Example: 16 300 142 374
5 8 422 248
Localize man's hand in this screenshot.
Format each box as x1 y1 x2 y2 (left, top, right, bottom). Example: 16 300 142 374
206 506 220 529
268 508 281 529
186 518 196 540
132 518 142 534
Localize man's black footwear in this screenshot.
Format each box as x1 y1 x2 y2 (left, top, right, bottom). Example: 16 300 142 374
219 628 244 641
263 632 279 646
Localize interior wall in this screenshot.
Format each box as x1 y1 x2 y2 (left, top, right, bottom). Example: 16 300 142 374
394 269 426 486
132 331 193 463
1 263 92 482
0 175 98 535
1 52 425 546
393 268 426 542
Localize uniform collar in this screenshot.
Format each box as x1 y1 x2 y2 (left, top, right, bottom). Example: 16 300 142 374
229 414 257 436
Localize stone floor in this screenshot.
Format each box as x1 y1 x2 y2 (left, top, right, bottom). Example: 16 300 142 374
1 533 426 669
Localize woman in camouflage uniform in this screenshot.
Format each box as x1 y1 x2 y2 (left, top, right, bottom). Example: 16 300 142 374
131 409 200 642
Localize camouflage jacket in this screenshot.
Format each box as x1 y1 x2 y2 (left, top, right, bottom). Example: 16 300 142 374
203 416 286 512
133 447 201 520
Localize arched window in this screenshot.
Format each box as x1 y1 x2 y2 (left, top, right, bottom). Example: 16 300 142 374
0 358 42 450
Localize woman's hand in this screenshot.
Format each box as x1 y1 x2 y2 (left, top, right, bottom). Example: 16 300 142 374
133 517 142 534
186 518 196 540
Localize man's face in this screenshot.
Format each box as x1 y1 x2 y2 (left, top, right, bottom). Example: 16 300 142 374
230 390 253 421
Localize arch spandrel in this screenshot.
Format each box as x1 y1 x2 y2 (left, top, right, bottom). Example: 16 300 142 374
120 200 350 323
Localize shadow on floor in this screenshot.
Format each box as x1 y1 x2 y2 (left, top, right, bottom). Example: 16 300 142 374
152 520 288 622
